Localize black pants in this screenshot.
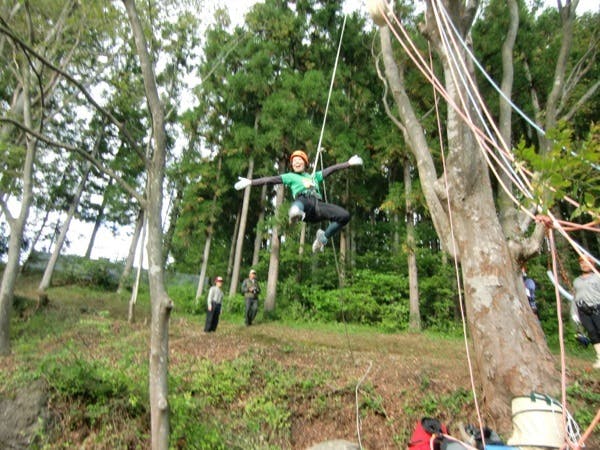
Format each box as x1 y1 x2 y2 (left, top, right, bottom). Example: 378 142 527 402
294 195 350 239
245 298 258 326
578 304 600 344
204 302 222 332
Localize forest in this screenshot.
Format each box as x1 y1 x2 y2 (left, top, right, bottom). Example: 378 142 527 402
0 0 598 449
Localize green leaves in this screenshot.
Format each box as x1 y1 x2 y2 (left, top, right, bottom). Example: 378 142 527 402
515 122 600 218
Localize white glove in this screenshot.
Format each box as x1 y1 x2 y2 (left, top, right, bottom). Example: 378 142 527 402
348 155 363 166
234 177 251 190
571 314 581 325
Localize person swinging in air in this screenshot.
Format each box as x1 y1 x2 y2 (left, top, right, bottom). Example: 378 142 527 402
234 150 363 252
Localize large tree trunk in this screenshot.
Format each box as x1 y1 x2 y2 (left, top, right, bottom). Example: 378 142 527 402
264 185 284 312
122 1 172 449
0 65 37 355
378 2 558 428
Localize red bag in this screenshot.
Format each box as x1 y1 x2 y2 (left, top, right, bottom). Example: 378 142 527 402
408 417 448 450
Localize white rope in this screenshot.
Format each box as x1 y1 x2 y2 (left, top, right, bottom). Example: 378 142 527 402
312 13 347 177
355 361 373 449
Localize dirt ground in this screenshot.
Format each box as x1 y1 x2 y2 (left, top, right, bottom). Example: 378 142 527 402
1 312 598 449
171 319 598 450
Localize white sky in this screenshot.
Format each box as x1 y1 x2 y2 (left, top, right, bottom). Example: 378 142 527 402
59 0 597 263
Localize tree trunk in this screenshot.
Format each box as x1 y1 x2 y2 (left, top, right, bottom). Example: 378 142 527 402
252 184 267 267
264 185 284 312
122 1 172 449
195 233 212 302
229 157 254 297
129 216 146 324
85 178 111 259
0 65 37 355
405 161 421 332
38 161 92 301
227 209 241 280
117 208 144 294
20 207 51 273
195 156 222 301
378 6 558 427
496 0 519 235
162 187 182 267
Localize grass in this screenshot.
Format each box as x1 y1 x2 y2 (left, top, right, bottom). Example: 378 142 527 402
1 273 598 449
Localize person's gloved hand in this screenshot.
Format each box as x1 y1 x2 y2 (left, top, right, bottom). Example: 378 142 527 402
234 177 251 190
348 155 363 166
571 313 581 325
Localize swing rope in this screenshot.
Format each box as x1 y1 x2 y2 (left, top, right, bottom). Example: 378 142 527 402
312 13 347 178
307 13 371 448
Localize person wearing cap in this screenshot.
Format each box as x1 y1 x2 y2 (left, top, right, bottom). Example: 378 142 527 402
241 269 261 326
234 149 363 252
204 276 224 332
572 254 600 368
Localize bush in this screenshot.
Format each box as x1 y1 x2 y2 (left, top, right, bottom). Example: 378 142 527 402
55 256 121 290
168 283 198 314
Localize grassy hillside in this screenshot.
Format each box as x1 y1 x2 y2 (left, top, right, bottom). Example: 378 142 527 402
0 273 598 449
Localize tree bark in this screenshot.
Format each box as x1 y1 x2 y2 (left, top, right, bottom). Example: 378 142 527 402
122 1 172 449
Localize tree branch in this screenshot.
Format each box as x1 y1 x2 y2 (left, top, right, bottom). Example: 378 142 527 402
0 19 148 164
0 117 145 207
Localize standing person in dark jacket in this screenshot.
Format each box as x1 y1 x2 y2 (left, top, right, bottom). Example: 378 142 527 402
241 269 260 326
204 276 224 332
234 150 363 253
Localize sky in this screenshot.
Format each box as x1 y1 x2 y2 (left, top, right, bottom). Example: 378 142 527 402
55 0 597 264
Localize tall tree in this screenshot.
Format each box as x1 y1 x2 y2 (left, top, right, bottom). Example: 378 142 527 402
373 0 597 426
121 1 173 447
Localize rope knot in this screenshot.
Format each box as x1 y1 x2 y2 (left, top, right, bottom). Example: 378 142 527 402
535 215 554 229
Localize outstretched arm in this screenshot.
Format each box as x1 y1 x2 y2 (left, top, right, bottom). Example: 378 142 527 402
234 174 283 190
321 155 363 178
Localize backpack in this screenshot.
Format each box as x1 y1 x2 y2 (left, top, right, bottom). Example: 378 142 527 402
408 417 448 450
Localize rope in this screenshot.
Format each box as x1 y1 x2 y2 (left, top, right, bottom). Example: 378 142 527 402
312 13 347 177
355 361 373 449
307 13 367 447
